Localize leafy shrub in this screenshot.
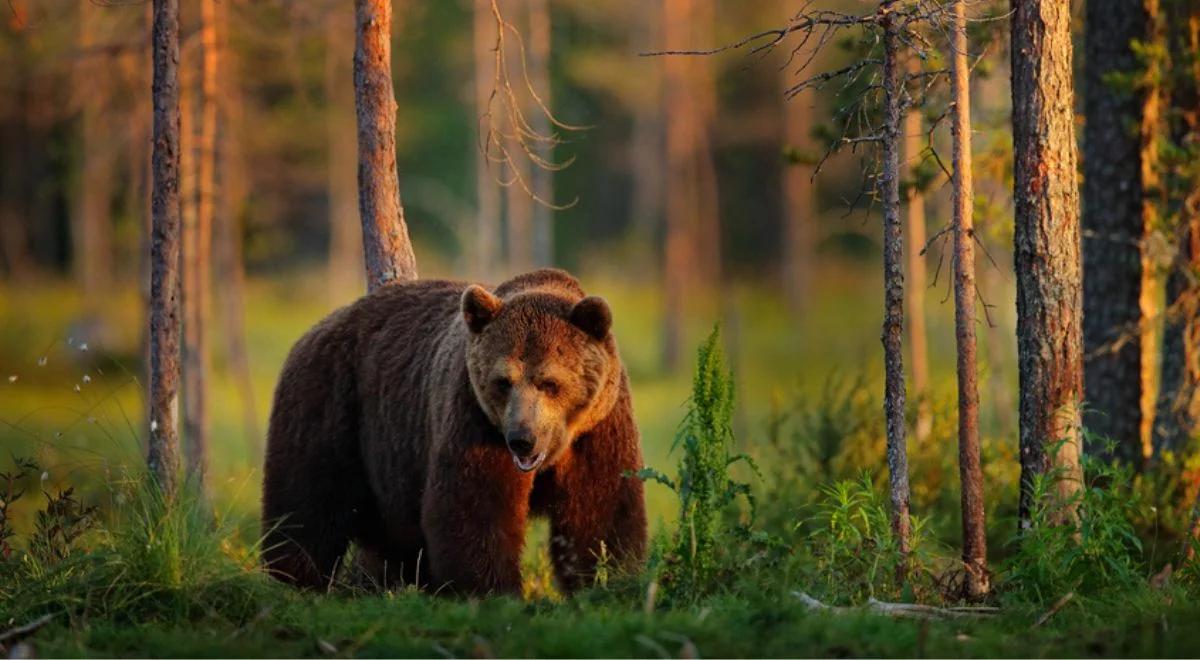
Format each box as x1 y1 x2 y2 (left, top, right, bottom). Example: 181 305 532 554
1000 454 1146 605
638 327 763 599
801 474 936 604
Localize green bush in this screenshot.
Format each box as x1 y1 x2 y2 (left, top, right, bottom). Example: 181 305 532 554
637 327 763 599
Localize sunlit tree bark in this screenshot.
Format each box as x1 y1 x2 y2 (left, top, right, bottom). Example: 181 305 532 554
1011 0 1084 529
327 3 365 299
528 0 553 266
950 0 988 599
902 61 931 443
354 0 418 289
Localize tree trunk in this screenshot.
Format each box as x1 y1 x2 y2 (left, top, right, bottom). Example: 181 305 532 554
1082 0 1153 466
880 3 911 568
473 0 501 280
75 0 114 321
950 0 989 599
502 0 534 274
148 0 183 497
629 2 664 269
1155 2 1200 458
182 1 215 489
692 0 721 293
328 4 365 299
213 0 259 456
782 70 817 316
902 59 932 443
661 0 698 372
354 0 418 290
528 0 553 266
1011 0 1084 530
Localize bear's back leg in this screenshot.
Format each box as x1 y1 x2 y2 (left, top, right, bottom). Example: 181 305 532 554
261 332 367 589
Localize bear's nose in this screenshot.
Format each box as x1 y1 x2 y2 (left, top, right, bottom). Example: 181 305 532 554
505 431 535 457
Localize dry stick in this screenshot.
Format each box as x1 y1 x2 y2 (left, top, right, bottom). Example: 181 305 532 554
354 0 418 290
1032 591 1074 628
793 592 998 620
879 0 912 576
148 0 183 497
950 0 989 600
0 613 56 647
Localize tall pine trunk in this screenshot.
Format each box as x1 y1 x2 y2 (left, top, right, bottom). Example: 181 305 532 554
354 0 418 290
902 59 932 443
528 0 553 266
75 0 114 324
781 70 816 315
880 2 911 567
950 0 988 599
213 0 259 455
1011 0 1084 529
661 0 698 372
1082 0 1153 466
327 4 365 298
473 0 501 280
148 0 183 496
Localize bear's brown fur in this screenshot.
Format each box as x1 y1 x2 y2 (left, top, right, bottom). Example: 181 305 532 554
261 268 647 595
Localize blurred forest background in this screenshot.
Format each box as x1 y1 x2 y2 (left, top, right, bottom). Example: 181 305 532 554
0 0 1022 526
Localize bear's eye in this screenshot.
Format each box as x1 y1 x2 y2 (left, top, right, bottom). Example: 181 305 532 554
537 379 560 397
493 377 512 393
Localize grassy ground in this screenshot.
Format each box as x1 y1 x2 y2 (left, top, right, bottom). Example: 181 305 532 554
3 268 1197 657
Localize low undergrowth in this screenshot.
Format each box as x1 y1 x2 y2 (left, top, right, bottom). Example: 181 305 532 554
2 334 1200 657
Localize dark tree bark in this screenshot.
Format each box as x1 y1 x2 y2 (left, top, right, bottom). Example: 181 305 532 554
354 0 418 290
1011 0 1084 529
148 0 183 496
950 0 988 600
880 3 911 566
1082 0 1153 466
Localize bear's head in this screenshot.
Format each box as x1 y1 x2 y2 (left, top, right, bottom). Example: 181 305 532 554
461 277 620 473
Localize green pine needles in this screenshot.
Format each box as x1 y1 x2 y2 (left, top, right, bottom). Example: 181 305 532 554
638 327 758 597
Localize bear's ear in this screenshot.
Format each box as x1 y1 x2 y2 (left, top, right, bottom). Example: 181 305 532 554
462 285 502 333
569 296 612 340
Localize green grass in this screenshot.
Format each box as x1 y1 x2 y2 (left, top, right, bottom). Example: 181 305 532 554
2 269 1198 657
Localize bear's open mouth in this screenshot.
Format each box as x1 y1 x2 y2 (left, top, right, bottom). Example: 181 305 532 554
512 451 547 473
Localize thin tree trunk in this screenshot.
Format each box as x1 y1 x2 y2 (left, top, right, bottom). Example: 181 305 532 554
1011 0 1084 530
328 4 365 299
1082 0 1152 466
629 0 663 267
782 84 816 315
148 0 183 496
692 0 721 292
354 0 418 290
1155 3 1200 458
880 2 911 568
473 0 501 280
75 0 114 321
950 0 988 599
528 0 553 266
903 59 932 443
182 3 213 488
661 0 697 372
213 0 259 455
502 0 533 274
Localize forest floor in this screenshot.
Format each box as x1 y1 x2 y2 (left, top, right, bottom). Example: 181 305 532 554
3 271 1197 657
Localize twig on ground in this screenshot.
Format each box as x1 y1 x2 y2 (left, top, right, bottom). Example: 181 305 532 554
793 592 997 620
1032 592 1074 628
0 613 56 648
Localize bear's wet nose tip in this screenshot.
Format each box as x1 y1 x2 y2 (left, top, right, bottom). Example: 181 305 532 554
505 432 535 457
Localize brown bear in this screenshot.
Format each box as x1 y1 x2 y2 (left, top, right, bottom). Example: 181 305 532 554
261 268 647 595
